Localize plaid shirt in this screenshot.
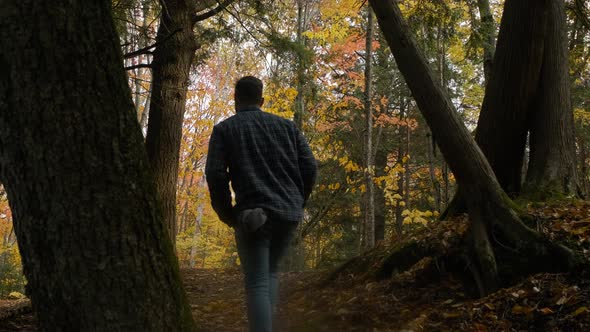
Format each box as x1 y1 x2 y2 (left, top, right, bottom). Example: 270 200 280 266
205 106 317 226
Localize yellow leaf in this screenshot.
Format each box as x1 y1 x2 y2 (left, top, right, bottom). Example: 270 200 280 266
572 306 589 317
512 304 534 315
8 292 25 300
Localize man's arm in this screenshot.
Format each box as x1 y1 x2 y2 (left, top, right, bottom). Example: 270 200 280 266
205 125 234 226
296 129 317 205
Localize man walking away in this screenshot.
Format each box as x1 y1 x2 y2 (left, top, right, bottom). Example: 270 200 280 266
205 76 317 331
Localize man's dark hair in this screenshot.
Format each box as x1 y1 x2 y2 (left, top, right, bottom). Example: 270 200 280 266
235 76 263 105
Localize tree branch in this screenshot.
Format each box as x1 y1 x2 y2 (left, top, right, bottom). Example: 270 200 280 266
193 0 236 23
125 63 152 71
124 28 182 59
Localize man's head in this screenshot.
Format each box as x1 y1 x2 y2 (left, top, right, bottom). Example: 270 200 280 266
234 76 264 111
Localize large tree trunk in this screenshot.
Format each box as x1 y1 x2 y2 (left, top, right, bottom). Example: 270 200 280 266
524 0 579 195
447 0 580 217
369 0 576 295
145 0 198 245
0 1 196 330
475 0 548 196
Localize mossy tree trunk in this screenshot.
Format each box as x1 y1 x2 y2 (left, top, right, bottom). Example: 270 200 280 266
475 0 549 196
0 1 196 330
449 0 579 211
369 0 576 296
524 0 579 196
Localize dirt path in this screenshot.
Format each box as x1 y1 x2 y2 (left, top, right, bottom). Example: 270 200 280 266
182 268 331 332
0 269 328 332
4 266 588 331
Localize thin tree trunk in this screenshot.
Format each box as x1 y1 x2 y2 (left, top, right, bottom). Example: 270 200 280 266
477 0 496 84
427 132 441 212
189 205 202 269
374 148 387 243
0 1 195 329
394 96 406 236
364 8 375 249
404 117 411 211
140 88 151 133
294 0 306 129
578 136 589 196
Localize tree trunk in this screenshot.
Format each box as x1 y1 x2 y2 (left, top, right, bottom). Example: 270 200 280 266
189 205 202 269
427 132 442 212
369 0 576 295
446 0 580 216
524 0 579 196
578 135 589 196
476 0 496 84
363 8 375 249
145 0 198 245
294 0 306 129
374 148 387 243
0 1 196 330
475 0 548 196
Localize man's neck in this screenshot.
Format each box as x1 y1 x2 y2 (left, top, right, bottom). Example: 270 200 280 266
236 105 261 112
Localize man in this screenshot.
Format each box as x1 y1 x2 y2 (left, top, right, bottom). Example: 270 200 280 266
205 76 317 331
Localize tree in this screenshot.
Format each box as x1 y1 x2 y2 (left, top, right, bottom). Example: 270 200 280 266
363 7 376 248
0 1 195 329
476 0 495 83
369 0 577 295
144 0 234 245
475 0 578 197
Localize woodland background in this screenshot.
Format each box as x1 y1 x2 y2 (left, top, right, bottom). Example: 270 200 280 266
1 0 589 295
0 0 589 330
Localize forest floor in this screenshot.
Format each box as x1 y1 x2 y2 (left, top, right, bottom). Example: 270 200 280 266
0 201 589 331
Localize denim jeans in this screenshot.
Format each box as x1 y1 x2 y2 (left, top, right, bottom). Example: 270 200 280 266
235 218 298 332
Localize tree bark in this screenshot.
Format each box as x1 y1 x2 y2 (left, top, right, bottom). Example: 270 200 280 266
294 0 306 129
475 0 549 196
374 148 387 243
369 0 576 295
427 132 442 212
476 0 496 84
0 1 195 330
145 0 199 245
189 205 202 269
364 8 376 249
524 0 579 196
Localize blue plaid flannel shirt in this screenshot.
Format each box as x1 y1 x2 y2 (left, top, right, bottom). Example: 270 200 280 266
205 106 317 226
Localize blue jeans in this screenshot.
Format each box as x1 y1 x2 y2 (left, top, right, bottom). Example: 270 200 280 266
235 218 298 332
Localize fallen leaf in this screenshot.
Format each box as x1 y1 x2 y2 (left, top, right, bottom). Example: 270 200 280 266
572 306 589 317
539 307 554 315
512 304 534 315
